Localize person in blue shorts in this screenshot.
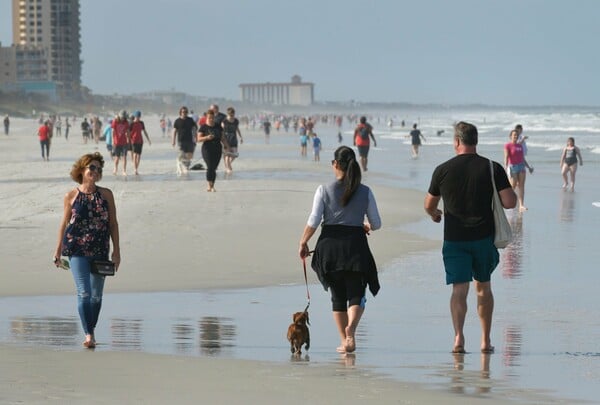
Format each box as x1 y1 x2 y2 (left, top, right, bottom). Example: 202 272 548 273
424 122 516 355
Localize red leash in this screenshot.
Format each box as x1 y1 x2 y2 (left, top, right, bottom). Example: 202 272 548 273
302 256 311 312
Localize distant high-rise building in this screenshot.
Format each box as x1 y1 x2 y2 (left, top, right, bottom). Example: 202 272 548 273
11 0 81 97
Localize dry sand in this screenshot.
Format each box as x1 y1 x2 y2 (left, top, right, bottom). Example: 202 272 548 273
0 117 512 404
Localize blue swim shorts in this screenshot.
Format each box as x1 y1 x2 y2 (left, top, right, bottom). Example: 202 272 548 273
442 236 499 285
509 163 526 177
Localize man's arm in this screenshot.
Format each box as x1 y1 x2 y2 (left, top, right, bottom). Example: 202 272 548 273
369 126 377 147
424 193 442 223
499 187 517 209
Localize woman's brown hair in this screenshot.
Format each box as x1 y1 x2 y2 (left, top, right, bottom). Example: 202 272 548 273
70 152 105 184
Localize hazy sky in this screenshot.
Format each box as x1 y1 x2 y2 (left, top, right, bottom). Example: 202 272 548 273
1 0 600 106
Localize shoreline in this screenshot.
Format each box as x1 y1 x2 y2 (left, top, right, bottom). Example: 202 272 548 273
0 117 569 404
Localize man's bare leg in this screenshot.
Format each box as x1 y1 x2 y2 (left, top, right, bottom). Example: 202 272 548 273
475 280 494 353
451 282 469 352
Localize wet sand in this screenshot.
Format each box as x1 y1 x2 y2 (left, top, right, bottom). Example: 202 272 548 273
1 116 597 403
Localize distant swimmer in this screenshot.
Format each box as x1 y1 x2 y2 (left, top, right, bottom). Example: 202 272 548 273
406 123 426 158
437 130 445 136
560 137 583 192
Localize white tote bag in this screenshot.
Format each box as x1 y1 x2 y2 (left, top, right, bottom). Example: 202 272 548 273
490 160 512 248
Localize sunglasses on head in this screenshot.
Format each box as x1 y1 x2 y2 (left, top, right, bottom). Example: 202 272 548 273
88 164 102 173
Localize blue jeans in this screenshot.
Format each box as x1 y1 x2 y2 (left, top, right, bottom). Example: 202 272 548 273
70 256 106 335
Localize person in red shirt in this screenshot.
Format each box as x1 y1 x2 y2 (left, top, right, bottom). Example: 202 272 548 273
353 116 377 171
38 120 51 161
129 111 152 175
111 110 131 175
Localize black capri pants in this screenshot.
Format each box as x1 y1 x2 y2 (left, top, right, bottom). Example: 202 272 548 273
327 271 367 312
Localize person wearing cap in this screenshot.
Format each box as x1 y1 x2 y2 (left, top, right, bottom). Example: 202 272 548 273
111 111 131 175
129 111 152 175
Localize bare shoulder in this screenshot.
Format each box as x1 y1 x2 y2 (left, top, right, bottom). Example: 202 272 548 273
97 186 114 200
64 188 78 200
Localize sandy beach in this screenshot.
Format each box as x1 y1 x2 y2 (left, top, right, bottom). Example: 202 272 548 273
0 116 475 405
1 114 596 404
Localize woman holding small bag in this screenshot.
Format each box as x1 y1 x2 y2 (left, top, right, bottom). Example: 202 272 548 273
53 152 120 348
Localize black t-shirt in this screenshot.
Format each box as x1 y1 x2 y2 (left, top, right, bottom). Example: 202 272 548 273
214 112 226 127
199 124 223 146
173 116 197 144
410 129 421 145
222 118 239 135
428 154 512 241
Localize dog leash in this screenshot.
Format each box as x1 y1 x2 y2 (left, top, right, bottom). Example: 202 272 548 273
302 255 312 312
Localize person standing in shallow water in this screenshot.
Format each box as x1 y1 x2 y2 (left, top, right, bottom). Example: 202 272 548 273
425 122 516 355
407 123 426 158
504 129 534 212
560 137 583 191
299 145 381 354
53 152 121 349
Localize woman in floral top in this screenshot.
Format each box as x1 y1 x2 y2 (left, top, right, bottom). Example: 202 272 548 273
53 152 120 348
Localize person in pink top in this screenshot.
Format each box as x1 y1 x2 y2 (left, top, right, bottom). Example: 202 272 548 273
129 111 152 175
504 129 534 212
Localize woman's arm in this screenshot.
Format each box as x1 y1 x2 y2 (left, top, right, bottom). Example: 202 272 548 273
560 148 566 166
299 225 317 259
503 146 509 168
576 147 583 165
196 127 214 143
101 188 121 270
366 189 381 231
53 190 76 264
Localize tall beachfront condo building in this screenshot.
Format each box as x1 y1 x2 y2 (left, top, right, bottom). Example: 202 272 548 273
11 0 81 97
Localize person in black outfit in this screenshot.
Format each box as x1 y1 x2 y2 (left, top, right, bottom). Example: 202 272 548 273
172 106 197 175
210 104 227 127
424 121 516 354
197 110 229 191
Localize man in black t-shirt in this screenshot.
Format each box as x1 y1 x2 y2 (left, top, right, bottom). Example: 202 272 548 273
424 121 516 355
209 104 227 127
172 106 197 175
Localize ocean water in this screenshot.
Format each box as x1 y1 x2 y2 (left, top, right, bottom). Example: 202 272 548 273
1 107 600 403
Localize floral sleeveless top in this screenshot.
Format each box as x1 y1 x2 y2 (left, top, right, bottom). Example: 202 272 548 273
61 188 110 258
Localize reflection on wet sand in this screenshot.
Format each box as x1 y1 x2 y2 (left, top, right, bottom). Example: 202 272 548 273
199 316 236 356
111 317 143 350
502 214 524 279
9 315 237 356
448 353 492 395
559 192 576 223
502 325 523 370
10 316 79 347
172 319 195 354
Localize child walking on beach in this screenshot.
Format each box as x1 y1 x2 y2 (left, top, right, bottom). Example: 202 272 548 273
312 133 321 162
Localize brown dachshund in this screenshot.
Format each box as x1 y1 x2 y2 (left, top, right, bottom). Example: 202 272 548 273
287 311 310 355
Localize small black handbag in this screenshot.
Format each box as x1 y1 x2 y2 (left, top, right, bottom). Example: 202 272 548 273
91 260 116 276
